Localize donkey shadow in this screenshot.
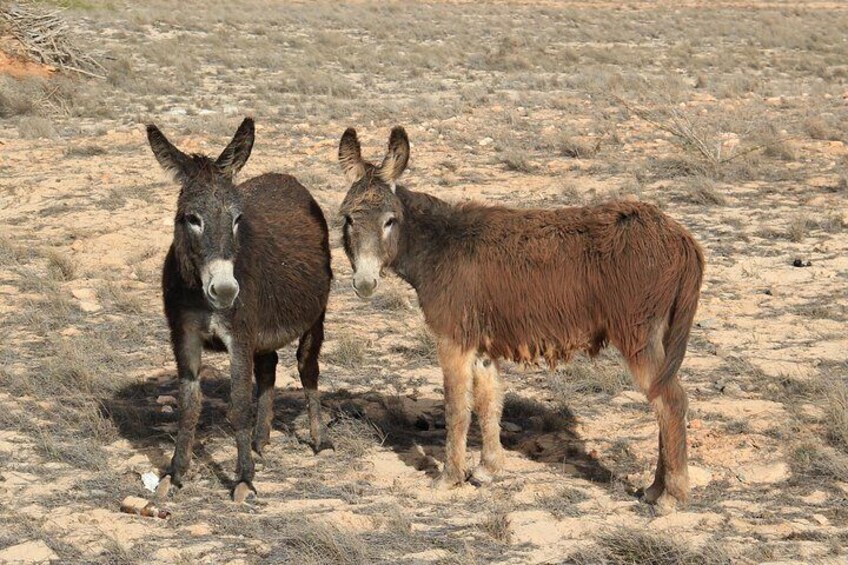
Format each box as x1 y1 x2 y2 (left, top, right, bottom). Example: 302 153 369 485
104 368 613 492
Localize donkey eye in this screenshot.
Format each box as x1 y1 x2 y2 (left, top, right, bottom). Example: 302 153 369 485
185 214 203 230
383 217 396 229
233 214 243 231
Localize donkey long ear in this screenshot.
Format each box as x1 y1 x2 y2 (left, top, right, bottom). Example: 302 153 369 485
216 117 255 178
378 126 409 190
147 124 192 182
339 127 366 183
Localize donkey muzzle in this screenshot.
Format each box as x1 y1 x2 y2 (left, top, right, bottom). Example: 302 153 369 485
202 259 240 309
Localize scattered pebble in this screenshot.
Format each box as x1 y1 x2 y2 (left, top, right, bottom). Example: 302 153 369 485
502 421 522 433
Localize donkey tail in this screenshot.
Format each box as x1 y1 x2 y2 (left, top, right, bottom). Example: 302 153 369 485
647 239 705 401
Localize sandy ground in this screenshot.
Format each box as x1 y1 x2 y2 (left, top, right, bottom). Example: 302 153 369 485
1 1 848 563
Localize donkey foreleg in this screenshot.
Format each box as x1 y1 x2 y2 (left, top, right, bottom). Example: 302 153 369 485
252 351 278 456
434 339 474 489
470 356 504 485
158 329 202 499
229 346 257 502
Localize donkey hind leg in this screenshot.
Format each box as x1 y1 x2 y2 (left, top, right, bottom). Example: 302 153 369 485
433 339 474 489
252 351 278 456
469 356 504 485
157 331 203 499
628 331 689 507
229 348 257 503
297 312 331 453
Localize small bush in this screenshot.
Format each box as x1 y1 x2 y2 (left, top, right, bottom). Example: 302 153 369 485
679 176 727 206
18 116 58 139
500 151 535 173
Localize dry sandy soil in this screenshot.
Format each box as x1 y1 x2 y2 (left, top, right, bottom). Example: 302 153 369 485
1 1 848 563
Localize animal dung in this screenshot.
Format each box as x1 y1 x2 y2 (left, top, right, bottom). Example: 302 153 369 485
120 496 171 519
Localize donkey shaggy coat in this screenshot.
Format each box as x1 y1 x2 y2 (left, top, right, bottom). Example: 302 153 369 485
338 126 704 506
147 118 332 502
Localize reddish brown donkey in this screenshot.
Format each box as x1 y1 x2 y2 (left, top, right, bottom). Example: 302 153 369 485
147 118 332 502
337 126 704 507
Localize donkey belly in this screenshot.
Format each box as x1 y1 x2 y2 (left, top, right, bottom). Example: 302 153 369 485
255 326 304 354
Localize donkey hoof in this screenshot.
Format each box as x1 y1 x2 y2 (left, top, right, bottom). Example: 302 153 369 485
468 465 495 487
232 481 257 504
651 492 680 515
431 473 463 491
642 482 664 505
251 440 268 457
312 439 335 454
155 475 174 500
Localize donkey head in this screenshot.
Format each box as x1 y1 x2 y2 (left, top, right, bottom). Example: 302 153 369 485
338 126 410 299
147 118 254 310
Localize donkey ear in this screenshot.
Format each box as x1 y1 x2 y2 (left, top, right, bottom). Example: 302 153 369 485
216 117 255 178
339 127 366 183
378 126 409 190
147 124 192 182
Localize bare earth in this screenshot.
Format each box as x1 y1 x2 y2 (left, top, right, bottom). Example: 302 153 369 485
1 1 847 563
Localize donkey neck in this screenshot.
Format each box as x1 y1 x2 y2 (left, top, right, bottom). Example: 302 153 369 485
391 186 461 291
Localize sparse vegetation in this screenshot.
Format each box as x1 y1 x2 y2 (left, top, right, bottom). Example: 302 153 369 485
2 0 847 562
478 512 512 545
326 332 367 368
567 528 729 565
538 486 588 519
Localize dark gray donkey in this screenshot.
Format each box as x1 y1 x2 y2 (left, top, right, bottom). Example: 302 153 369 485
146 118 332 502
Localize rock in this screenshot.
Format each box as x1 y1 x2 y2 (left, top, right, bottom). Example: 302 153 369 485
737 462 789 484
0 540 58 563
156 395 177 406
478 137 493 146
160 405 173 414
812 514 829 526
502 421 522 433
186 523 212 536
688 419 703 430
792 258 811 268
801 490 828 504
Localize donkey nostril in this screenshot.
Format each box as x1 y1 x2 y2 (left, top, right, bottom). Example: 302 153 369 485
209 284 218 298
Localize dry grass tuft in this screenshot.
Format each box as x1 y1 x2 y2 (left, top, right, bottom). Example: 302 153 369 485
537 486 588 519
328 410 386 459
679 175 727 206
567 528 729 565
46 249 76 281
18 116 58 139
478 511 512 545
553 356 631 398
97 281 144 314
272 518 369 564
500 150 535 173
326 333 367 368
823 373 848 452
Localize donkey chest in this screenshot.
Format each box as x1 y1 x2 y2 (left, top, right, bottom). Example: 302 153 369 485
200 314 234 352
